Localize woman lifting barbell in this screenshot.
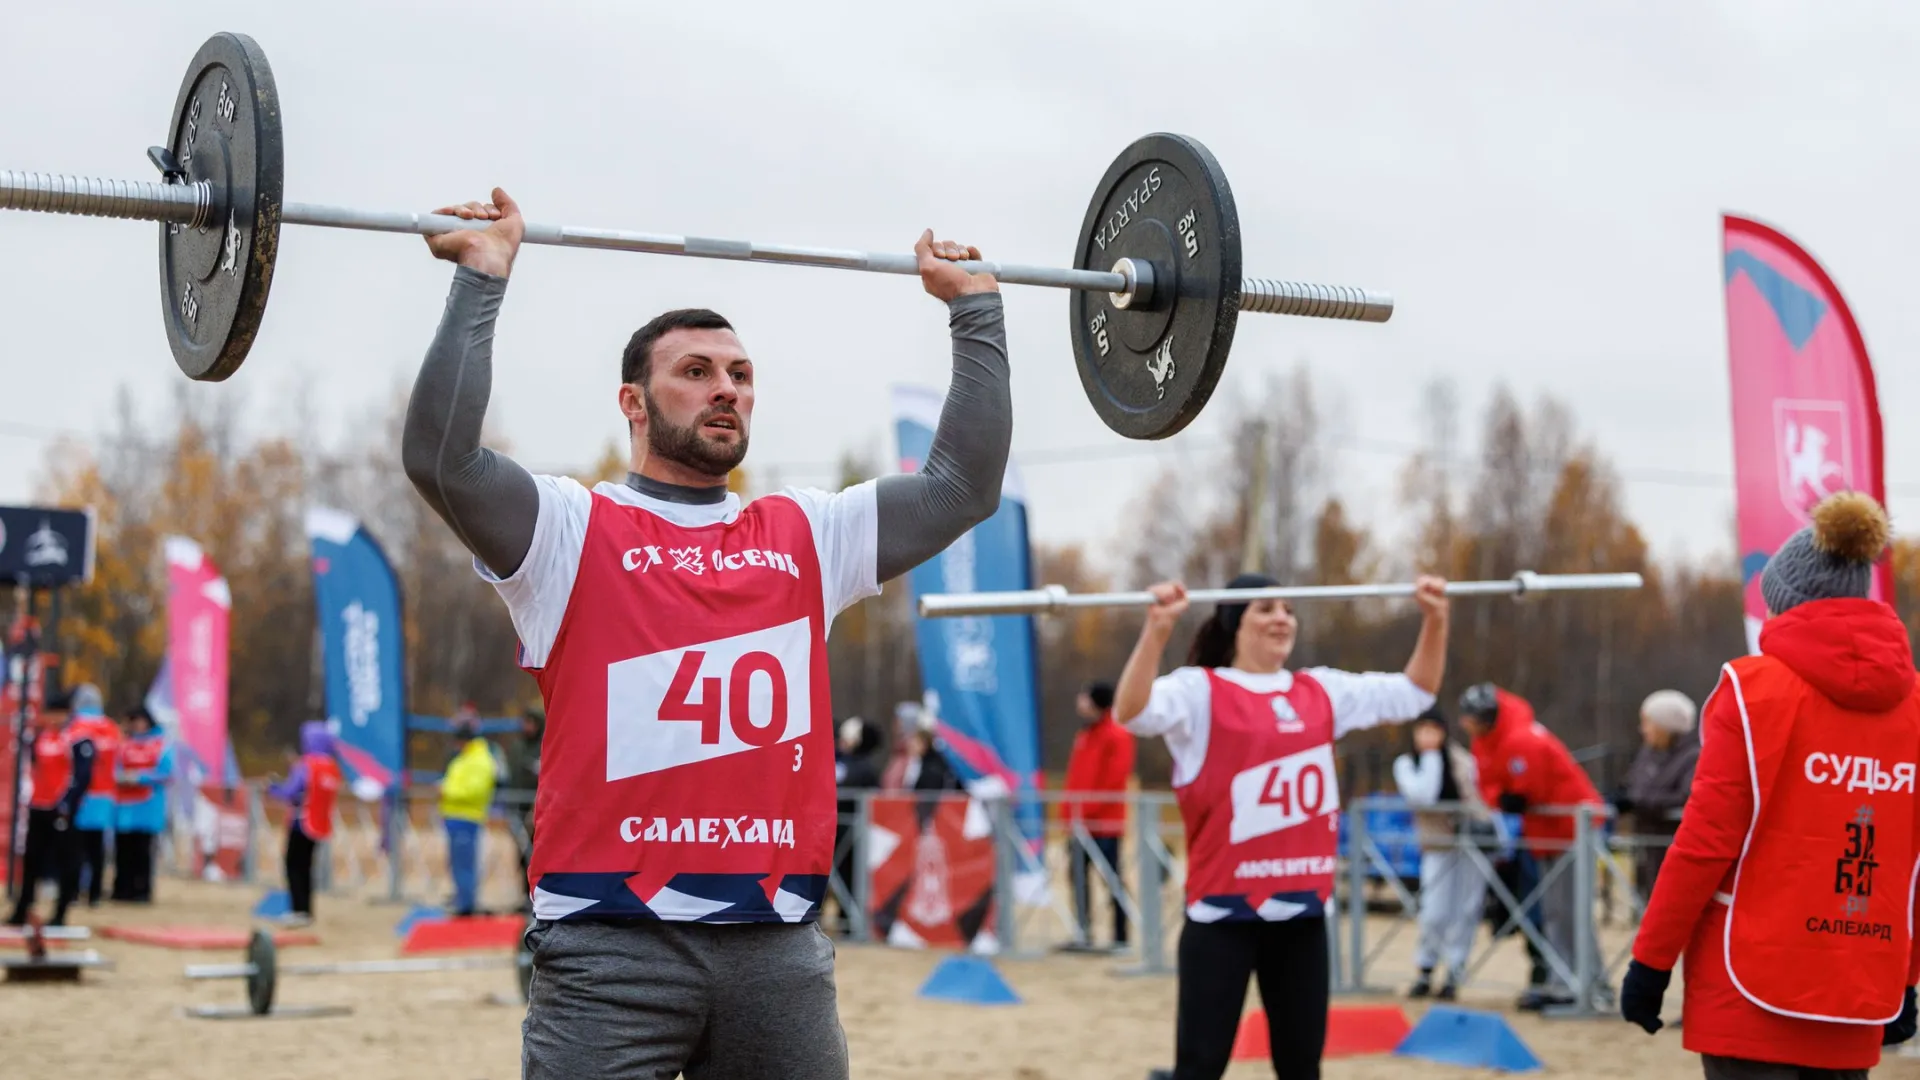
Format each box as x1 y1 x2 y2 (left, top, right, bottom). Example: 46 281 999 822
1115 573 1449 1080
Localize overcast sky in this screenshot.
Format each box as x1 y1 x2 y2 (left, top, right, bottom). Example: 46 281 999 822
3 1 1916 577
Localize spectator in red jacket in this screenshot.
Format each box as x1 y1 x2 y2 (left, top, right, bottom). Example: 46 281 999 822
1458 682 1603 1011
1622 492 1920 1077
1063 681 1136 949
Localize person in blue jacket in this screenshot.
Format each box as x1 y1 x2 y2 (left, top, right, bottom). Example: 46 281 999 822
111 707 174 902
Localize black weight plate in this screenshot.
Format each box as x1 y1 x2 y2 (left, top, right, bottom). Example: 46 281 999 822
1070 134 1241 440
159 32 283 382
246 929 277 1015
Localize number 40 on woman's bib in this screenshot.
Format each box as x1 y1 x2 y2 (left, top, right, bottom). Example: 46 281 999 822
607 617 812 781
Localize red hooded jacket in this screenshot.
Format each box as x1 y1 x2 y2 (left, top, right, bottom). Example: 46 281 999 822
1469 689 1602 858
1062 712 1135 838
1632 598 1920 1070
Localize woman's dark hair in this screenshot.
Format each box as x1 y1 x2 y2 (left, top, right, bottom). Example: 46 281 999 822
1186 617 1236 669
1185 573 1281 669
1407 704 1461 803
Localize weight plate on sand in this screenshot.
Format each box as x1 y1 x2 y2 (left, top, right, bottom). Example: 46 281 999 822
1070 133 1241 440
159 32 283 382
246 929 277 1015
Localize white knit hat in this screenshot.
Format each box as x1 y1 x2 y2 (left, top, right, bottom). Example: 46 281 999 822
1640 690 1697 736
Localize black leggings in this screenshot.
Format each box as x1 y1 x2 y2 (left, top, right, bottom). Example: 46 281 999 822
6 809 81 925
77 828 106 906
1175 916 1329 1080
285 827 317 916
112 831 155 902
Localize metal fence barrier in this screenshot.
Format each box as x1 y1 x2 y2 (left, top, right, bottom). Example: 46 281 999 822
148 782 1679 1016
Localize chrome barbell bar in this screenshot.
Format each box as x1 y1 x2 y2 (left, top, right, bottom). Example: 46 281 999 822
0 171 1394 323
184 954 517 980
916 571 1646 618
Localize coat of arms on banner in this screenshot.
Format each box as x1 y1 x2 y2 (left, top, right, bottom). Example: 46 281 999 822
1774 400 1853 523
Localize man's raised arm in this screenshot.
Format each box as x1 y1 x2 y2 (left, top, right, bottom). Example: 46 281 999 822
400 188 541 580
874 233 1009 583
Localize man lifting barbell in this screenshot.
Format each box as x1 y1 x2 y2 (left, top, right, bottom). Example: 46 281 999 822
402 188 1007 1080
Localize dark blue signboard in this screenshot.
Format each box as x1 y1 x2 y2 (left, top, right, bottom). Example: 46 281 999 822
0 506 95 586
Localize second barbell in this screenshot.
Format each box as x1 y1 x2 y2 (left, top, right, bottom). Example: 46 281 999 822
183 929 532 1016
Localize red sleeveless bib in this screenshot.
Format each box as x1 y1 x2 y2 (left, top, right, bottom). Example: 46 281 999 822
117 736 166 802
299 753 343 841
1175 670 1339 921
28 727 73 810
526 492 836 923
1718 656 1920 1024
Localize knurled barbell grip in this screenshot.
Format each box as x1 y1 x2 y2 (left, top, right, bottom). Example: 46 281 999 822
1239 278 1393 323
0 170 208 228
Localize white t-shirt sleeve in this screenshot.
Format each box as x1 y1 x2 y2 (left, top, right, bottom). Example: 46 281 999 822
1123 666 1212 787
779 481 880 619
473 474 592 669
1306 668 1436 739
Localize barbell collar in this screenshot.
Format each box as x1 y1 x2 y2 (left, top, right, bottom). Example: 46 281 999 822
1 170 1391 324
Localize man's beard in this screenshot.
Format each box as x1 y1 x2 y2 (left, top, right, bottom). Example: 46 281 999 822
643 387 749 477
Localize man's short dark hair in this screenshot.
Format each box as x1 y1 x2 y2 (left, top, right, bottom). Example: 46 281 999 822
1082 681 1115 711
621 309 734 386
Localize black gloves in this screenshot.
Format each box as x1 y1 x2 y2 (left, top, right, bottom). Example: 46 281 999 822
1620 960 1670 1034
1885 986 1918 1046
1497 793 1528 815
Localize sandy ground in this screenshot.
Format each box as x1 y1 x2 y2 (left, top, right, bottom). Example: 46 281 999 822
16 870 1894 1080
9 821 1920 1079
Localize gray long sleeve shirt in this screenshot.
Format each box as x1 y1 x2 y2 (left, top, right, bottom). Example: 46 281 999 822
401 266 1011 586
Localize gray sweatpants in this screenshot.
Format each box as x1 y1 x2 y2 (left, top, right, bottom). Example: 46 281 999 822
523 919 849 1080
1413 849 1485 975
1536 853 1580 993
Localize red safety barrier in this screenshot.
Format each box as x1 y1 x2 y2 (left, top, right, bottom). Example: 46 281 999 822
1232 1005 1411 1061
399 913 525 954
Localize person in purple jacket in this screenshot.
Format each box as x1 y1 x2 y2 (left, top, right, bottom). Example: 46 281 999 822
265 723 343 925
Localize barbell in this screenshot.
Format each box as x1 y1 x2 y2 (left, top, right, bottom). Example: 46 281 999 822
182 928 532 1016
916 571 1646 618
0 33 1393 441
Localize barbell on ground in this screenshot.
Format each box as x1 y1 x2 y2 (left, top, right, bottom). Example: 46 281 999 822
0 925 92 941
0 33 1392 440
916 571 1647 618
182 929 531 1016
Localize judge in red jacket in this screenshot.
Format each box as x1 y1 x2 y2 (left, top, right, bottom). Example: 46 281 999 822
1457 682 1603 1009
1622 492 1920 1076
1063 680 1136 949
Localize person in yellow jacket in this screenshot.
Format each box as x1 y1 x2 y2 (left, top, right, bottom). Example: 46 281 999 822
440 707 504 916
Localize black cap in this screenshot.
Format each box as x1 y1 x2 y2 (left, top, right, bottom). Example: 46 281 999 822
1457 682 1499 720
41 687 74 713
1082 681 1115 711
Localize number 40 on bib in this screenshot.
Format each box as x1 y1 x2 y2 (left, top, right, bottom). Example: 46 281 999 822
605 617 813 781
